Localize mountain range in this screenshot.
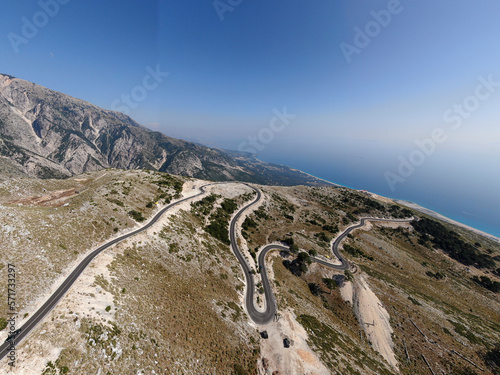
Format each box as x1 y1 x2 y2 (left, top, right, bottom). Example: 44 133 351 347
0 73 326 186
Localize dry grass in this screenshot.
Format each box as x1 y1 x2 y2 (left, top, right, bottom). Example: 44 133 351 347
242 185 500 375
0 169 186 323
1 174 498 374
0 174 261 374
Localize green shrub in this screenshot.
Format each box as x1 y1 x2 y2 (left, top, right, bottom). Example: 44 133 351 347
205 220 230 244
242 217 257 230
322 278 337 292
128 210 146 222
343 244 374 261
412 218 495 269
221 199 237 213
448 320 480 344
485 344 500 373
107 198 124 207
472 275 500 293
316 232 331 243
255 207 269 220
426 271 445 280
322 224 339 234
204 198 239 244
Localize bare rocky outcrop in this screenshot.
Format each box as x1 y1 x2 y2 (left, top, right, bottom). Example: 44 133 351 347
0 73 328 186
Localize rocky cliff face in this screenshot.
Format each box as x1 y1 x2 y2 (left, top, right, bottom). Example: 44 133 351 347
0 73 326 185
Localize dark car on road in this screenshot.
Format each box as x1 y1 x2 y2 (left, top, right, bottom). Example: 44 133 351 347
5 329 21 343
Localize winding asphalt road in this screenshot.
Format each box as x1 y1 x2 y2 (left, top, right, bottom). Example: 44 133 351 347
229 187 414 325
1 181 414 362
0 184 214 362
229 185 281 325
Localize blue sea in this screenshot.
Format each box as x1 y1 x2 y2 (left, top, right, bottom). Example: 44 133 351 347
256 142 500 239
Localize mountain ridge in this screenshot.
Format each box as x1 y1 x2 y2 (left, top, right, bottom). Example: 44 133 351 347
0 73 328 186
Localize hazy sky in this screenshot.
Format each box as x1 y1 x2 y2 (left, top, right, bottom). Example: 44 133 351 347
1 0 499 234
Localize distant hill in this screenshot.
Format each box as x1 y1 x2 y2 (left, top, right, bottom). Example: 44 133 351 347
0 73 328 186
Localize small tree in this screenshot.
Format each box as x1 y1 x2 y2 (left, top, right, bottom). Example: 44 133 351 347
344 270 354 282
308 283 321 296
283 252 312 277
309 249 318 257
300 262 309 274
317 232 331 242
485 343 500 373
322 277 337 294
298 252 312 265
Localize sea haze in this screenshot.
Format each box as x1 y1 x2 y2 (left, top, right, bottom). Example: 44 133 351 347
255 141 500 239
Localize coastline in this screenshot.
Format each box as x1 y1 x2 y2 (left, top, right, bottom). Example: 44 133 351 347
296 169 500 243
249 155 499 244
292 168 344 188
395 200 500 244
251 155 343 187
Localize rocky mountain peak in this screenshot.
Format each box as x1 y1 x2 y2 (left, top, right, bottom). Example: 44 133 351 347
0 73 328 186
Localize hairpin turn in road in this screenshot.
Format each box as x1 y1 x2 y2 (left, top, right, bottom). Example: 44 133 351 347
1 181 413 362
228 184 414 325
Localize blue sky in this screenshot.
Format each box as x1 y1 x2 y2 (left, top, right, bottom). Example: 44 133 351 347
1 0 499 235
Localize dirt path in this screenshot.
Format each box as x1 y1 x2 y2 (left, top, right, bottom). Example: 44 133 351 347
7 188 81 207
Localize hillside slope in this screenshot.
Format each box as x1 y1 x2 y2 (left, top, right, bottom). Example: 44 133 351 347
0 171 498 374
0 73 325 186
